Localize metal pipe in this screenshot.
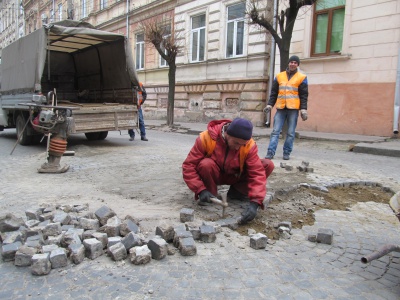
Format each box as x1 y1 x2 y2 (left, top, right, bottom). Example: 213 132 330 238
361 244 400 264
393 42 400 134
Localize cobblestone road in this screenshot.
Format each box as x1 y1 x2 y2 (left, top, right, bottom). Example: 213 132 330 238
0 128 399 299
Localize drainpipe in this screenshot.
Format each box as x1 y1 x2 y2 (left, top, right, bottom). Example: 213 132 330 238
267 0 278 99
394 44 400 134
126 0 129 39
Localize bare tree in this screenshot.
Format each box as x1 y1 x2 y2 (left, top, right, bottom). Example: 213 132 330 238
141 15 179 126
249 0 317 72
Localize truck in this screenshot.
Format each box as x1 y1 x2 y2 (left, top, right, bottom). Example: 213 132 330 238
0 20 140 173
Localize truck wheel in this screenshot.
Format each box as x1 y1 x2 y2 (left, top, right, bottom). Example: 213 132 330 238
16 114 32 145
84 132 100 140
97 131 108 140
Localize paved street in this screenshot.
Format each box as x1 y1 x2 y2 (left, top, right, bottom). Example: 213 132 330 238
0 126 400 300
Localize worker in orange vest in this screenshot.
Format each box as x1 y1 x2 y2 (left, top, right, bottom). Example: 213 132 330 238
182 118 274 224
128 82 148 141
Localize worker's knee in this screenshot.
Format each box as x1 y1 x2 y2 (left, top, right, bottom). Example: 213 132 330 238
261 158 275 178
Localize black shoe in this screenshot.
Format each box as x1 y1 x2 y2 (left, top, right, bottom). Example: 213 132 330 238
283 153 290 160
227 187 249 202
141 137 148 141
129 136 135 141
265 153 274 159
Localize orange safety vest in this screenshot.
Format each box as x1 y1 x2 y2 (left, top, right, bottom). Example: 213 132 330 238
138 82 144 107
275 71 306 109
199 130 255 175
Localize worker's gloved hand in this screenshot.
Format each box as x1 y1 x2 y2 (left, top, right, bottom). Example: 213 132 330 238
263 105 272 113
198 190 214 205
240 202 259 224
300 109 308 121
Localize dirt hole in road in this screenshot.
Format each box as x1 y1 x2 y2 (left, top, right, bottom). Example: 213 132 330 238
237 185 395 240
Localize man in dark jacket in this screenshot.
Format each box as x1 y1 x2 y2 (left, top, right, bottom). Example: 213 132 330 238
182 118 274 224
128 82 148 141
264 55 308 160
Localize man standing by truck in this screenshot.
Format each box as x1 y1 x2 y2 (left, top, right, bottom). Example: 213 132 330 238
128 82 148 141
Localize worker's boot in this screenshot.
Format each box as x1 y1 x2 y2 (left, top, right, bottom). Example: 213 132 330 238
227 186 249 202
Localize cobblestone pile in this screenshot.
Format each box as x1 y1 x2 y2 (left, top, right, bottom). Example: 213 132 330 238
0 204 233 276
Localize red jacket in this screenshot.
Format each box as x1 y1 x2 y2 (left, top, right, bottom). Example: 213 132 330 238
182 119 266 206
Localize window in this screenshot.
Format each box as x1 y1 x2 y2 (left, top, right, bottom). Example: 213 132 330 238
49 9 54 23
190 14 206 62
100 0 107 10
58 4 63 21
226 2 245 58
136 33 145 70
82 0 87 18
160 25 171 67
311 0 345 56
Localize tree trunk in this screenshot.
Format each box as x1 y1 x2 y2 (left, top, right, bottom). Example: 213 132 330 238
167 62 176 126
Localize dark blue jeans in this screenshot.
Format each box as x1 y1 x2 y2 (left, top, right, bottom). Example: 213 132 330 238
128 107 146 138
267 109 299 156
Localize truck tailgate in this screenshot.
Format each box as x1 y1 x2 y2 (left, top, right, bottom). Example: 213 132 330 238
68 103 137 133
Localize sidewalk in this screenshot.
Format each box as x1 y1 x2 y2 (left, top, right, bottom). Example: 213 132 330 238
145 119 400 157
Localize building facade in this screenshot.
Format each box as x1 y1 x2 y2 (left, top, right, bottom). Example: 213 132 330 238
1 0 399 136
287 0 399 136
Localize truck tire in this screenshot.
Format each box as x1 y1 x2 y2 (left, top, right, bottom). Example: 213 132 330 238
97 131 108 140
16 114 32 145
84 132 101 140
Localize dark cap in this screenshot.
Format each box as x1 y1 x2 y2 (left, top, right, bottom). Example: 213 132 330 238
289 55 300 65
226 118 253 140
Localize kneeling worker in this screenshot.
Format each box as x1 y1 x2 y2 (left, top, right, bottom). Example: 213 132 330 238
182 118 274 224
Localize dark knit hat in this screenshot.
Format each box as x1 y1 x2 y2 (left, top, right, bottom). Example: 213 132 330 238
289 55 300 65
226 118 253 140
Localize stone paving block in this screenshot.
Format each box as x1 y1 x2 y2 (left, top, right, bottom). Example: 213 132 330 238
121 232 142 250
61 231 81 248
0 213 25 232
95 206 116 226
14 245 36 267
155 225 175 242
101 216 121 237
147 236 168 260
25 220 40 228
25 234 44 248
2 230 23 244
52 211 72 225
215 218 240 230
285 165 293 171
69 244 85 264
82 230 97 240
38 212 54 222
173 229 193 248
31 253 51 276
25 208 42 221
61 225 75 231
107 236 122 249
317 228 334 245
250 233 268 249
202 221 222 233
92 232 108 249
46 233 64 246
129 245 151 265
200 225 216 243
50 248 68 269
278 221 292 230
66 228 84 240
108 242 127 261
179 237 197 256
120 219 140 236
308 234 317 243
83 238 103 260
79 218 100 231
180 208 194 223
43 222 62 237
185 222 201 240
167 244 178 255
42 244 59 253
